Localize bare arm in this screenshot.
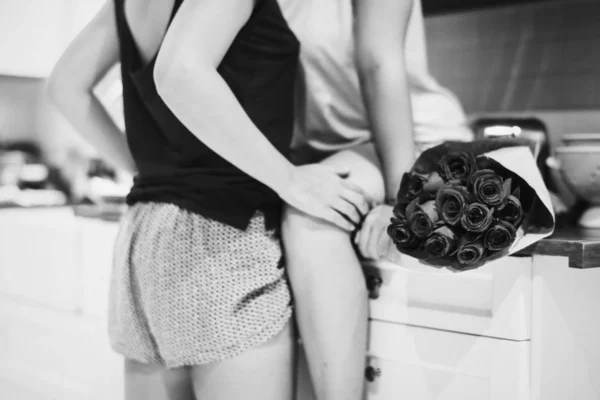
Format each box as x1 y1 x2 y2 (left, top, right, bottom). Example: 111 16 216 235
354 0 414 202
154 0 294 195
154 0 369 230
47 1 136 174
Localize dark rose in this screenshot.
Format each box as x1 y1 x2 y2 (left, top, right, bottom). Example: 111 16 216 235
484 220 517 252
393 199 410 220
407 200 439 238
456 238 486 267
470 170 509 207
424 226 458 258
423 171 445 193
438 152 477 182
495 194 523 226
407 174 427 197
460 202 494 233
387 218 420 251
435 184 472 226
399 172 427 199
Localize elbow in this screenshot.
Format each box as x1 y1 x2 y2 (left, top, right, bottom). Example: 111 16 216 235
154 54 200 102
46 68 67 107
46 65 92 110
355 46 405 80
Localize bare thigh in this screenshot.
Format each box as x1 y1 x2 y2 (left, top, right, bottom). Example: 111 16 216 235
319 142 385 205
124 360 195 400
190 322 295 400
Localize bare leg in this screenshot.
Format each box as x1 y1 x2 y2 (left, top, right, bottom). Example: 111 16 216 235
124 359 195 400
190 322 295 400
283 144 385 400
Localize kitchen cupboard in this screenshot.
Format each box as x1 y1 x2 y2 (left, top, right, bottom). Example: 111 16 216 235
296 253 600 400
0 207 82 311
1 208 599 399
0 207 121 400
0 0 104 78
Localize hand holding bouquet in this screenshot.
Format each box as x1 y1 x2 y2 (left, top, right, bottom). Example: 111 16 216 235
387 138 555 271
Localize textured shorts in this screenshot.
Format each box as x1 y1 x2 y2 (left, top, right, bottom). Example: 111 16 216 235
108 202 292 368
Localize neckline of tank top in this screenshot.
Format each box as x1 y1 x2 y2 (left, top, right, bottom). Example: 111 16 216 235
125 0 285 79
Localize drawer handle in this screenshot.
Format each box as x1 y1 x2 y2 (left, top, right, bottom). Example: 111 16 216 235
365 366 382 382
365 273 383 299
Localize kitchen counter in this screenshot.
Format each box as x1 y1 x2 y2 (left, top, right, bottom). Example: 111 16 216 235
66 204 600 269
1 207 599 400
520 226 600 269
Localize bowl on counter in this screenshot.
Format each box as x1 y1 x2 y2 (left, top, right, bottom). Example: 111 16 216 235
560 133 600 147
554 145 600 228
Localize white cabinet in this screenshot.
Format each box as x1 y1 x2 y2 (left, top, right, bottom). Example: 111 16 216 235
362 255 533 400
0 0 104 78
0 209 122 400
0 208 82 311
364 256 532 340
0 208 119 316
0 298 123 400
365 321 530 400
80 217 120 317
530 256 600 400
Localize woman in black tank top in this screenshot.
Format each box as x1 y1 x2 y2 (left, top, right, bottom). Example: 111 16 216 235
48 0 369 399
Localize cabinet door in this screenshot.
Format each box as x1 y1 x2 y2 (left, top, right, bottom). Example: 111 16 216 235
366 321 530 400
79 217 120 317
0 299 123 400
0 208 81 311
364 256 532 340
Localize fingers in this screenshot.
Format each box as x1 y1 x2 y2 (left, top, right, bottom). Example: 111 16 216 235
358 212 377 259
324 209 354 231
332 198 361 225
323 164 351 179
339 187 370 217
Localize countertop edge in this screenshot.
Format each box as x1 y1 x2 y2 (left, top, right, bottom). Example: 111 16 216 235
1 206 599 269
519 231 600 269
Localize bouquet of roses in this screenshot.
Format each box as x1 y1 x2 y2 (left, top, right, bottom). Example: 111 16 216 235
387 138 555 271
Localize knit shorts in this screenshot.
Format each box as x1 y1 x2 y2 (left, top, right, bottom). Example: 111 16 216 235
107 202 292 368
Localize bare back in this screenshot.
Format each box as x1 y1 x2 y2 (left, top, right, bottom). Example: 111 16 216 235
124 0 176 66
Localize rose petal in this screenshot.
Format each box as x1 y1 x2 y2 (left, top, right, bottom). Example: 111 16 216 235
405 197 419 219
423 171 445 192
512 187 521 200
433 225 456 240
418 200 440 224
456 239 486 266
460 202 494 233
438 152 478 182
502 178 512 201
484 220 517 252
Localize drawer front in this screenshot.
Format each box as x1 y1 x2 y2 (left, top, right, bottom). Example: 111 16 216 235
364 256 532 340
0 299 123 400
366 321 530 400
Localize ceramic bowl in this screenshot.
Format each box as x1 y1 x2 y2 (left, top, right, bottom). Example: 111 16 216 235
554 146 600 205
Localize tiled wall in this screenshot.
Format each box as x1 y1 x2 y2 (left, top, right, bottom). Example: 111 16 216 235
425 0 600 113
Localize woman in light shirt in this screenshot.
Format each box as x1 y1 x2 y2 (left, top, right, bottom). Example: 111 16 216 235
278 0 473 398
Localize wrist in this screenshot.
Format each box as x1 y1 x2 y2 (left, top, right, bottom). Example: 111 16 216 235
272 163 296 199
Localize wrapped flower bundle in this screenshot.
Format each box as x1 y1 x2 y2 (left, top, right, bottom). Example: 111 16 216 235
387 138 555 271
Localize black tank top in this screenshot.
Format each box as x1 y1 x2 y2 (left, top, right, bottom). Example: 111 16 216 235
113 0 299 230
